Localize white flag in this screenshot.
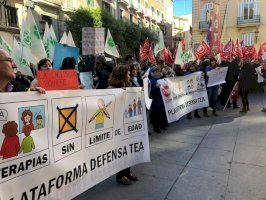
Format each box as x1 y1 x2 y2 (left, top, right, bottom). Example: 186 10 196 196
21 9 47 62
104 29 119 58
60 31 68 44
12 38 33 77
154 30 165 56
174 42 184 67
0 36 12 55
67 31 76 47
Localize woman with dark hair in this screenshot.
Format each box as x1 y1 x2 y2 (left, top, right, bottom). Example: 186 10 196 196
61 57 76 70
130 64 143 87
31 58 53 88
108 64 138 185
239 60 255 113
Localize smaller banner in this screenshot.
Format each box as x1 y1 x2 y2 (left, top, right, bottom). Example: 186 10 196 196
207 67 228 87
159 72 209 123
37 70 79 90
53 43 79 70
82 27 105 55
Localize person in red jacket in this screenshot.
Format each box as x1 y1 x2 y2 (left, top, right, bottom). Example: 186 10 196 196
0 121 20 159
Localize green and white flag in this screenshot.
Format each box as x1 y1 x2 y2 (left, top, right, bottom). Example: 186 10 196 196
154 30 165 56
43 23 58 61
182 49 196 64
104 29 119 58
67 31 76 47
21 9 47 62
174 42 184 67
12 38 33 77
60 31 68 45
43 22 51 57
0 36 12 55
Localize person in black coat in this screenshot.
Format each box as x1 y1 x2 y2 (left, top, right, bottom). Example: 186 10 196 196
238 60 255 113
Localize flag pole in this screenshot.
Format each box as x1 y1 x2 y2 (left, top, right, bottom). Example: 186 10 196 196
223 81 238 111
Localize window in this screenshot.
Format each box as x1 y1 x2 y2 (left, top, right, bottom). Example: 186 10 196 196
242 32 255 46
119 9 123 20
138 0 141 9
239 0 258 19
157 10 160 18
102 2 111 13
151 6 154 15
67 0 73 8
87 0 94 7
201 3 213 22
145 2 148 9
130 14 133 23
40 15 52 35
5 6 18 27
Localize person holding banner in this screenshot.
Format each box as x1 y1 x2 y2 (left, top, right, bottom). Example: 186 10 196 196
0 49 45 93
108 65 138 185
93 55 112 89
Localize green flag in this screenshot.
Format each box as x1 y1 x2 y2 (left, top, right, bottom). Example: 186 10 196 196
154 30 165 56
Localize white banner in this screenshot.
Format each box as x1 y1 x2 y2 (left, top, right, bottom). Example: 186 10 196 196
159 72 209 123
0 88 150 199
207 67 228 87
82 27 105 55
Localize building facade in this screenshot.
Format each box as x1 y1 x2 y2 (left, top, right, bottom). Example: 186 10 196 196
173 14 192 47
0 0 173 49
192 0 265 49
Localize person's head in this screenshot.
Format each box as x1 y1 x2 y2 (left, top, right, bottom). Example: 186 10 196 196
95 55 106 70
125 55 134 66
130 64 138 77
61 57 76 70
21 110 33 125
261 59 266 69
189 64 196 72
2 121 18 137
97 98 106 109
157 60 164 69
0 49 17 82
37 58 52 71
108 64 131 88
23 125 32 136
36 115 43 125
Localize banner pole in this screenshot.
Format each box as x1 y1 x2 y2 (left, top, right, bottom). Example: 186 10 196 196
223 81 238 111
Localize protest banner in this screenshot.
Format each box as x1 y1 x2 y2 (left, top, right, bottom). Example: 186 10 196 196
82 28 105 55
207 67 228 87
37 70 79 90
53 43 79 70
79 72 93 89
0 88 150 199
159 72 209 123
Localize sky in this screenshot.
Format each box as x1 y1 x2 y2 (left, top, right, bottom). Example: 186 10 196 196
174 0 192 16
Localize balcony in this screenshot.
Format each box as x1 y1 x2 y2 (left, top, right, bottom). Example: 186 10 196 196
199 21 209 31
118 0 129 6
237 15 260 27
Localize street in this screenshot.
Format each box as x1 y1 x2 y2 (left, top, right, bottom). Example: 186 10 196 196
75 94 266 200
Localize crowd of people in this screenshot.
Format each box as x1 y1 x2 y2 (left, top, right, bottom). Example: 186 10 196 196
0 48 266 186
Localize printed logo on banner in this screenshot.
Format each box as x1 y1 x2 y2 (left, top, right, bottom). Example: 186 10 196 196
0 100 50 183
85 95 115 147
123 92 145 135
51 97 83 162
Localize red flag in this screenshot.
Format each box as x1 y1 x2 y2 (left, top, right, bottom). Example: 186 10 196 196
242 45 257 60
233 39 243 59
172 47 177 60
161 48 173 65
139 39 150 61
231 82 240 103
195 41 210 60
221 39 233 61
148 47 156 64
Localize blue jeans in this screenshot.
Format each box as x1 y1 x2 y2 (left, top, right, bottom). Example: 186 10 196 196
207 85 219 110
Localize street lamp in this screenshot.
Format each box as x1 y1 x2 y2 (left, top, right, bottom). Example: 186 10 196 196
0 0 7 6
